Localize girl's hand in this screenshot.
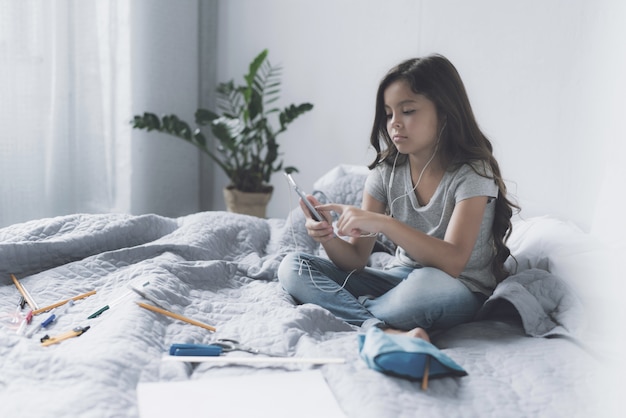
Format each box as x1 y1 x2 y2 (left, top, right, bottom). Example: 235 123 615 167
300 196 334 243
316 203 380 238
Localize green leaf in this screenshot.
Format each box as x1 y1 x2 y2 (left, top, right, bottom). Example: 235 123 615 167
146 113 161 130
195 109 220 125
211 122 235 149
131 112 160 130
248 89 263 121
245 49 268 88
279 103 314 130
193 129 207 147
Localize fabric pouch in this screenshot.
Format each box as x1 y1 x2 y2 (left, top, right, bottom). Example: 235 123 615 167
358 327 467 381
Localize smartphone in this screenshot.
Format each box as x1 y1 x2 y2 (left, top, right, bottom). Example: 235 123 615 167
284 172 324 221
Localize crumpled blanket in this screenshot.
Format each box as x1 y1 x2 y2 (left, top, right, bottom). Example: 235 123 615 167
476 268 585 338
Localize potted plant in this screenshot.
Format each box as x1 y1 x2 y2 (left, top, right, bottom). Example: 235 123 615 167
131 49 313 217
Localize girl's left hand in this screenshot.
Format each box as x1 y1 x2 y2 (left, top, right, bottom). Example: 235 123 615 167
316 203 380 238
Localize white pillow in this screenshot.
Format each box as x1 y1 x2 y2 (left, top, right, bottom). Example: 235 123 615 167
506 216 599 273
312 164 369 193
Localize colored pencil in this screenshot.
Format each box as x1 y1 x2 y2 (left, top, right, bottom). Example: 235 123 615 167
421 357 430 390
32 290 97 315
136 302 216 332
11 274 38 311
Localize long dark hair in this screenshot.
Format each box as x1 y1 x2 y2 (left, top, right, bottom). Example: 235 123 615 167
368 54 519 282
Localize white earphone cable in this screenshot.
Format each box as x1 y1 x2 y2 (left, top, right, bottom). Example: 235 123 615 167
286 180 355 293
388 122 446 217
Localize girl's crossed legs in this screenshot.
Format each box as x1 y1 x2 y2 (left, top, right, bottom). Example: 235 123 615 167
277 252 485 333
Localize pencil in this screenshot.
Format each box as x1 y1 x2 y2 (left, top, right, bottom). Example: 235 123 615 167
11 274 38 311
421 356 430 390
136 302 216 332
32 290 97 315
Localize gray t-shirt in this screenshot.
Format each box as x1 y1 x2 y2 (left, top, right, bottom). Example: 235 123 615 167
364 161 499 295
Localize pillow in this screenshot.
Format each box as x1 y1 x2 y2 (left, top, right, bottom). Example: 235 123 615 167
506 216 597 271
312 164 369 207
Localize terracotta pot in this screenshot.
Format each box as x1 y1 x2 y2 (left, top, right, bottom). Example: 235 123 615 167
223 187 272 218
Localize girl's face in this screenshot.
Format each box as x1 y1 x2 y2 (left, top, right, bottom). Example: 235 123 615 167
384 80 440 159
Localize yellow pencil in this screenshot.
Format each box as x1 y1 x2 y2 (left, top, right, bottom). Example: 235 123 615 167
136 302 216 332
32 290 97 315
421 356 430 390
11 274 38 311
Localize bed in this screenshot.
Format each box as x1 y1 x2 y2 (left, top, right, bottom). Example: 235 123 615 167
0 165 619 417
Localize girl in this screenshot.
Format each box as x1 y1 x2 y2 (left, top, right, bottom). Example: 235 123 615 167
278 54 518 342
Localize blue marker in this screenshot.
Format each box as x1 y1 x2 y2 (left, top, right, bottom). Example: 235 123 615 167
41 314 57 328
26 300 74 338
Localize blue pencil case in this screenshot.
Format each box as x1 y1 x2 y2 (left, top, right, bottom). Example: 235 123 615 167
358 327 467 381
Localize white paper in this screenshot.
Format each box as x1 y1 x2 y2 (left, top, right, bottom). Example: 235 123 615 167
162 355 345 365
137 370 346 418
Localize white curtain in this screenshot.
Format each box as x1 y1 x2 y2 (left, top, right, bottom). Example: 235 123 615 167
0 0 131 227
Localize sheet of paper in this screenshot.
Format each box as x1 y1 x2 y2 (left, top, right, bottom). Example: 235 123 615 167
137 370 346 418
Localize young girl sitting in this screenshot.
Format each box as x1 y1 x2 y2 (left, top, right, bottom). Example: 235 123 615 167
278 54 518 342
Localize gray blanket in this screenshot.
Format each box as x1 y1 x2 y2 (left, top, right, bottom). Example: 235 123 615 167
477 268 584 338
0 168 610 417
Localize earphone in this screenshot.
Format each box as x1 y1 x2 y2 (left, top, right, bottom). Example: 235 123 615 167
285 179 357 293
387 120 447 217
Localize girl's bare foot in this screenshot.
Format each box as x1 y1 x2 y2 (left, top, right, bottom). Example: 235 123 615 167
383 327 431 343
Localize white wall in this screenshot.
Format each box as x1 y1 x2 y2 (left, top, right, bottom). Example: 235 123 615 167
129 0 201 217
214 0 626 232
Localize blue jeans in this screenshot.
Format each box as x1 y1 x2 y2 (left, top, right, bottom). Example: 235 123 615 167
277 252 487 331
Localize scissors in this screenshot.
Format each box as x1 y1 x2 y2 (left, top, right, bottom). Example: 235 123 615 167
212 338 282 357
